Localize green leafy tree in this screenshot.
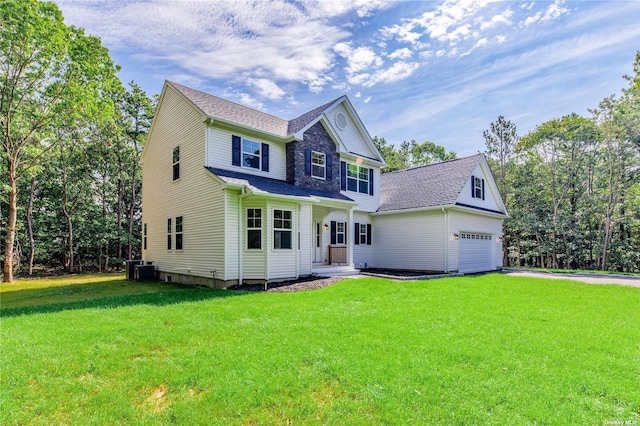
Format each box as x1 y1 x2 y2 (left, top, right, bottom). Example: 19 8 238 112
0 0 120 282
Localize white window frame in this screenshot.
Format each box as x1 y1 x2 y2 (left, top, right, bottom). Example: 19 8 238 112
172 146 180 181
311 151 326 180
359 223 368 245
247 208 262 250
336 221 346 245
273 209 292 250
347 164 370 194
175 216 183 250
474 177 484 199
242 138 261 170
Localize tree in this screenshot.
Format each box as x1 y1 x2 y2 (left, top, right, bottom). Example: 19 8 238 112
0 0 120 282
483 116 517 204
373 137 456 173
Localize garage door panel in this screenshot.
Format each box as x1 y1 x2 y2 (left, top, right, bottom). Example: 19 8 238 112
459 232 493 273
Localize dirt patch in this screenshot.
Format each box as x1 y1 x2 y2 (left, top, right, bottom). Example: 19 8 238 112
227 275 346 293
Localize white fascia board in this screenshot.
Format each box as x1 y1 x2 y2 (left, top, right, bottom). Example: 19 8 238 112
240 190 319 204
309 196 358 209
478 155 509 216
339 151 385 167
371 205 455 216
451 204 509 219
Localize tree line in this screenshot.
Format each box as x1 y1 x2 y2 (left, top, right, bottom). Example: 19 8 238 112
483 54 639 272
375 53 639 273
1 1 155 282
1 1 637 283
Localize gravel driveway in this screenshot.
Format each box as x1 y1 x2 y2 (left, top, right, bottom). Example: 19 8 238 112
502 270 640 288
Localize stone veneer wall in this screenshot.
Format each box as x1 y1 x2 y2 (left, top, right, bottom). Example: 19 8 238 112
286 122 341 192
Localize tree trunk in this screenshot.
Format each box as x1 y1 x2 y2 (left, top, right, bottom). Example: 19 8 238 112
27 176 36 276
3 158 18 283
66 212 74 274
127 160 138 261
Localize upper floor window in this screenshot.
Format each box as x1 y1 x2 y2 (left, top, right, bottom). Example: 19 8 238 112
233 135 269 172
347 164 369 194
172 146 180 180
242 139 261 169
273 209 292 249
471 175 485 200
311 151 326 179
143 223 148 250
247 208 262 250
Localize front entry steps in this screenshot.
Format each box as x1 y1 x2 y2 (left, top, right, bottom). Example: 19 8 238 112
312 264 360 277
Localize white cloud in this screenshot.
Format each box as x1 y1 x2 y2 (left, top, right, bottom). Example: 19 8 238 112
248 78 285 100
480 9 513 30
364 96 372 103
542 0 569 21
363 61 419 87
388 48 413 60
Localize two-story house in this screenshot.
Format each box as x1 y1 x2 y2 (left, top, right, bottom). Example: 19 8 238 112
141 81 508 287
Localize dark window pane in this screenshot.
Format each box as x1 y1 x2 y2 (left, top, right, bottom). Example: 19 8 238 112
247 230 261 249
167 235 172 250
176 234 183 250
359 180 368 194
347 178 357 192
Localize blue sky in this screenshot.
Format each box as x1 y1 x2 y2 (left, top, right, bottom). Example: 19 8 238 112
56 0 640 156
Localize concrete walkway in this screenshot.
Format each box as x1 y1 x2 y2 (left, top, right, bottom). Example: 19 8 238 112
502 269 640 288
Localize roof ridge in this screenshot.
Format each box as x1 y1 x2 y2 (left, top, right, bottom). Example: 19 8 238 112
167 80 289 124
384 153 482 175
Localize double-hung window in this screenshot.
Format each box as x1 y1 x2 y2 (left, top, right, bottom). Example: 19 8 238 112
172 146 180 180
242 139 261 169
273 209 292 249
167 218 172 250
247 208 262 250
311 151 326 179
175 216 183 250
359 224 367 245
336 222 345 245
472 176 485 200
347 164 370 194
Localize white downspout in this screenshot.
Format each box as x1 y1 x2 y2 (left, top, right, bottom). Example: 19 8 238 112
238 189 243 286
348 207 354 267
443 207 449 273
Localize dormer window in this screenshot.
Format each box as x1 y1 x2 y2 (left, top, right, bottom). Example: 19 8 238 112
311 151 326 179
471 175 485 200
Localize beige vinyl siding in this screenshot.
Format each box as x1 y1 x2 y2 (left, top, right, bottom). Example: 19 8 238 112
142 85 224 279
206 127 287 181
266 201 298 280
373 211 445 271
448 210 504 271
298 203 313 275
325 104 377 159
242 199 267 280
353 211 374 268
224 190 240 280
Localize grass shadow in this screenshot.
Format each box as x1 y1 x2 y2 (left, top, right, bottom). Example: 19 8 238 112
0 281 249 318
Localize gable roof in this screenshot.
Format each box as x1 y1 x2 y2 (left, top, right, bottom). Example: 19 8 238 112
167 81 384 163
169 81 290 137
206 167 354 202
378 154 485 212
287 97 343 135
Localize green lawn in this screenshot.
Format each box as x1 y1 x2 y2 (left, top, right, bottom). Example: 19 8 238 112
1 274 638 425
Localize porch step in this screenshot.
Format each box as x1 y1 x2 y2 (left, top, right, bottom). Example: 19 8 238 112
312 264 360 277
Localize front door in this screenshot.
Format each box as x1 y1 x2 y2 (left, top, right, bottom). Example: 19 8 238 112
313 220 322 263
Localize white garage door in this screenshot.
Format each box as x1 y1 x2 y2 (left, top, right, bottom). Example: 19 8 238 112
459 232 494 273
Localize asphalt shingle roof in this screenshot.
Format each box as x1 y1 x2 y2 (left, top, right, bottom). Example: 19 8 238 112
378 155 481 212
206 167 354 202
170 81 341 139
169 81 290 137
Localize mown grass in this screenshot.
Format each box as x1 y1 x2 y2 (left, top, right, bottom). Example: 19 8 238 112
1 274 639 425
